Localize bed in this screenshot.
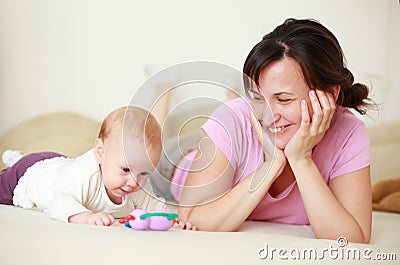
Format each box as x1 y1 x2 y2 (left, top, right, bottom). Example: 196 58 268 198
0 112 399 265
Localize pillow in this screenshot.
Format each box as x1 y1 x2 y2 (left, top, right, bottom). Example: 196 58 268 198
0 112 100 169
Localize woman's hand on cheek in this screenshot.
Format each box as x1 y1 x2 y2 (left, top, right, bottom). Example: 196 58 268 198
249 110 286 166
284 90 336 162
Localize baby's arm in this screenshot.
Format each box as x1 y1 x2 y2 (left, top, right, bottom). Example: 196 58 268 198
48 190 115 226
68 211 115 226
48 195 115 226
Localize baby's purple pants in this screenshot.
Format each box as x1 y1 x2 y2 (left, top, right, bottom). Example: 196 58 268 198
0 152 63 205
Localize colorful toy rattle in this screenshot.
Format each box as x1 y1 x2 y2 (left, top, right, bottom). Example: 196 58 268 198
119 208 178 231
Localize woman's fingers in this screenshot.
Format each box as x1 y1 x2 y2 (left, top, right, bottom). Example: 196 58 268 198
249 110 263 144
309 90 323 135
300 99 310 131
325 90 337 126
249 110 275 157
315 90 336 132
308 90 336 136
177 220 197 231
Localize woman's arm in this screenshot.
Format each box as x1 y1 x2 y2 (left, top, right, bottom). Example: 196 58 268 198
285 90 371 243
178 134 285 232
290 158 371 243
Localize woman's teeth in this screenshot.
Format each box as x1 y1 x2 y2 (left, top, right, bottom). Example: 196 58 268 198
269 126 285 133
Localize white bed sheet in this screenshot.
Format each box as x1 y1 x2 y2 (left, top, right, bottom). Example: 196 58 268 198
0 205 398 265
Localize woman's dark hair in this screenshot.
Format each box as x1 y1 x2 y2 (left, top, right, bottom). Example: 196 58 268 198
243 18 373 115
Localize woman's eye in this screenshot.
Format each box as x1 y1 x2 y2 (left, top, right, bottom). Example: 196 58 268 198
122 167 130 173
277 98 291 103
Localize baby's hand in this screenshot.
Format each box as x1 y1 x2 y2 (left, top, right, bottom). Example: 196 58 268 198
175 220 197 231
69 211 115 226
84 212 115 226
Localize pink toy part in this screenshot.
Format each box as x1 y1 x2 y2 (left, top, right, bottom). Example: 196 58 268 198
128 209 149 230
147 210 175 231
122 209 178 231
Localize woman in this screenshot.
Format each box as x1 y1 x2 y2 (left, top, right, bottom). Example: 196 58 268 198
166 18 373 243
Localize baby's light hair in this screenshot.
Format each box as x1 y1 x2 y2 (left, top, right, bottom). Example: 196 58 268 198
98 106 161 153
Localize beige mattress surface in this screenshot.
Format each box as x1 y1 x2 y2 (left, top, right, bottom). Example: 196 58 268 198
0 205 398 265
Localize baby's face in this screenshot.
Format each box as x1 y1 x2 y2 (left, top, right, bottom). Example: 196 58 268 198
97 132 161 204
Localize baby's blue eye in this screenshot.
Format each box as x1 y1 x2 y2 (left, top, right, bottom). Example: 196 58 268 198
139 172 148 176
122 167 130 173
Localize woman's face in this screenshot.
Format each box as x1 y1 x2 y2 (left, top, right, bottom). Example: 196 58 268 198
250 57 311 150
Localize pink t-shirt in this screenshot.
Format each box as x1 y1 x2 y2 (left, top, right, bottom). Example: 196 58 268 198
171 98 370 224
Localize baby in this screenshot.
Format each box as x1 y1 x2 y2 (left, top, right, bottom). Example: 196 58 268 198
0 106 165 226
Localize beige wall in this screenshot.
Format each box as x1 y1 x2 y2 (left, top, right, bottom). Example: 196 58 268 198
0 0 399 136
